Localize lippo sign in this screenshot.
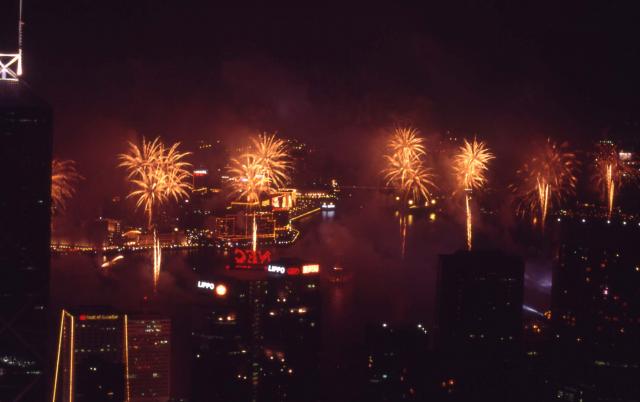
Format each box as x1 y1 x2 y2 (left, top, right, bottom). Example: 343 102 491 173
226 248 320 276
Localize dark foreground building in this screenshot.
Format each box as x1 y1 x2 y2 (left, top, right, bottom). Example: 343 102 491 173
50 310 171 402
436 250 525 353
551 220 640 401
0 81 52 401
191 266 321 402
434 250 525 400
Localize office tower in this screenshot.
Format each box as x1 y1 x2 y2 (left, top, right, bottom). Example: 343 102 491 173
191 266 321 402
74 313 126 402
436 250 525 352
364 322 430 401
128 318 171 402
0 79 52 400
434 250 525 399
51 311 173 402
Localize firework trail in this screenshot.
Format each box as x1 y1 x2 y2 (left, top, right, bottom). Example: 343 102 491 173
512 139 577 231
453 138 494 250
252 217 258 252
594 143 638 218
119 137 192 291
51 159 82 213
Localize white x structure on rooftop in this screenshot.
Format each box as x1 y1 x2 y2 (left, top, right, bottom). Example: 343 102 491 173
0 53 22 81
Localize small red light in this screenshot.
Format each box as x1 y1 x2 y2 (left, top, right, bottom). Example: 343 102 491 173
287 267 301 275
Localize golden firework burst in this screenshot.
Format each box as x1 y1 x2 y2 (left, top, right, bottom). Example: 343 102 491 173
453 138 494 250
251 133 291 189
383 128 435 203
512 138 577 230
51 159 82 212
593 143 638 218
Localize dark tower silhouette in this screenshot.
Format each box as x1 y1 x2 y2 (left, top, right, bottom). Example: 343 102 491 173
0 80 52 401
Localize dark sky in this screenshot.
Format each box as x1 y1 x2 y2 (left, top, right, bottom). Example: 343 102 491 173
4 1 640 213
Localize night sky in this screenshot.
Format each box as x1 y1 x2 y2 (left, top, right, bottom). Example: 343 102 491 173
5 1 640 215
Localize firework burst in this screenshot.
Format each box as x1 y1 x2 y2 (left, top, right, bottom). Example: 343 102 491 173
453 138 494 250
383 127 434 204
119 137 192 290
119 137 192 226
593 143 638 218
251 133 291 189
512 138 577 231
388 127 425 162
228 154 271 204
227 154 273 252
384 152 435 202
228 133 291 251
51 159 82 212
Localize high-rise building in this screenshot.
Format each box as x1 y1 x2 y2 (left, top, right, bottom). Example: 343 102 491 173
364 322 430 401
191 265 321 402
0 80 52 400
436 250 525 353
51 311 172 402
550 221 640 400
128 318 171 402
74 313 126 402
434 250 526 400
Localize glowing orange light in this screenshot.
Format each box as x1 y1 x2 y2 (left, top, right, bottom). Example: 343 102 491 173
302 264 320 274
215 284 228 296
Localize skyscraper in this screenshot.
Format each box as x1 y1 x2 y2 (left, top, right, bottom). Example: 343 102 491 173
434 250 525 399
128 318 171 402
191 267 321 402
0 79 52 401
436 250 525 352
73 313 126 402
550 221 640 400
51 311 173 402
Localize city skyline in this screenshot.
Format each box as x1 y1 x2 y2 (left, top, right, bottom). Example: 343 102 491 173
3 2 640 401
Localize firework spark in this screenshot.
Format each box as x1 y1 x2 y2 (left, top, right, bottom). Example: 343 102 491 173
119 137 192 227
594 143 638 218
453 138 494 250
227 154 272 252
388 127 425 162
119 137 192 290
51 159 82 212
251 133 291 189
228 154 271 204
512 139 577 231
229 134 291 251
383 128 434 204
384 152 435 202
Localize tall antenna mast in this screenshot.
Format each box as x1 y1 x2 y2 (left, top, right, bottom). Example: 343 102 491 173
18 0 23 75
0 0 23 81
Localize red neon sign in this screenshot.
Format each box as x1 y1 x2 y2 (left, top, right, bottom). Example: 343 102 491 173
234 248 271 265
287 267 301 276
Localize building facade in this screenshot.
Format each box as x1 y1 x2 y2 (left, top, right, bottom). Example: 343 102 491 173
0 81 52 402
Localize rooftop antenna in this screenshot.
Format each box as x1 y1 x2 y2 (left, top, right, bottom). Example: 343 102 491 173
0 0 23 81
18 0 23 75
